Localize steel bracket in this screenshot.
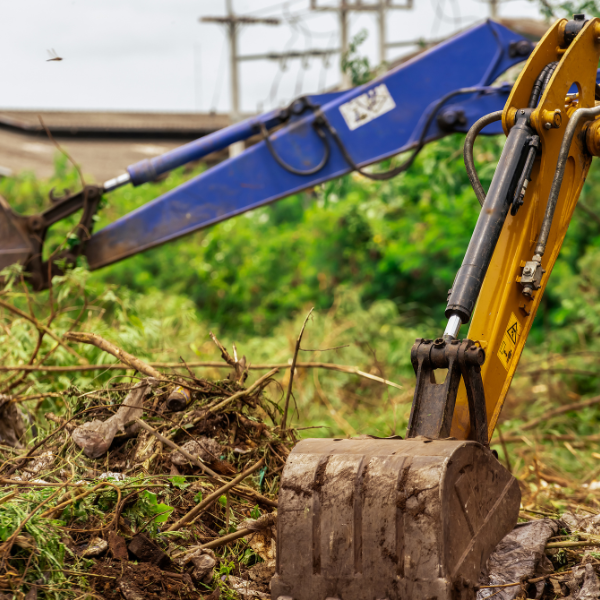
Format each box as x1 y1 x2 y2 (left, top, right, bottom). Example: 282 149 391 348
0 185 104 290
408 338 488 445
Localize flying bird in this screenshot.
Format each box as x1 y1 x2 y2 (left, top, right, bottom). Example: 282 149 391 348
46 49 63 62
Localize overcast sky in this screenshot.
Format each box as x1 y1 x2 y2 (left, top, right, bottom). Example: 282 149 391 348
1 0 543 115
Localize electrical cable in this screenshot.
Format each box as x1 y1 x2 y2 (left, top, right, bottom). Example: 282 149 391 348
286 2 311 97
209 38 228 113
317 32 336 91
266 24 300 109
240 0 305 17
294 58 307 97
448 0 462 25
463 110 503 207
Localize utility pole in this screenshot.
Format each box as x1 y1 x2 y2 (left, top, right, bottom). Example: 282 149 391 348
339 2 350 87
310 1 413 88
489 0 499 18
201 2 280 157
378 2 386 65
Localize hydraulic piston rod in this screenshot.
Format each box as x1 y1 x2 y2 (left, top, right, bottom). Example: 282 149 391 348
444 112 535 334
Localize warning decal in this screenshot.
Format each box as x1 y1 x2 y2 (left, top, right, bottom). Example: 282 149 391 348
497 312 521 370
339 84 396 131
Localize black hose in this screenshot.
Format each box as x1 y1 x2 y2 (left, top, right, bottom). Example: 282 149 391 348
540 62 558 97
528 62 558 108
260 121 331 176
463 111 503 207
320 86 487 182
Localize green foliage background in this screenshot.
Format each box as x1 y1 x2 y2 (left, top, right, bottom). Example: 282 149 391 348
8 132 600 349
4 129 600 444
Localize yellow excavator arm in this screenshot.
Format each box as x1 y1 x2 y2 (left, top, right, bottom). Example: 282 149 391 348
273 15 600 600
451 15 600 441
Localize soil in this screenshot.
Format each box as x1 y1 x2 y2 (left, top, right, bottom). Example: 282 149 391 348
90 560 198 600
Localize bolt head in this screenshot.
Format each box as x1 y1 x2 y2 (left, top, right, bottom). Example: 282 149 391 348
553 110 562 127
544 122 552 129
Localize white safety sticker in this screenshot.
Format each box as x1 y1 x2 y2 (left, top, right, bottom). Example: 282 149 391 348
339 83 396 131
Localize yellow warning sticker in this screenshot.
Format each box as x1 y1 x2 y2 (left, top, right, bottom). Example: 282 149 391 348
497 312 521 370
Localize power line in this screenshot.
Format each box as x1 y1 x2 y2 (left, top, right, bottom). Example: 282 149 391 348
238 47 339 62
309 0 415 83
200 0 281 156
240 0 306 17
210 38 228 112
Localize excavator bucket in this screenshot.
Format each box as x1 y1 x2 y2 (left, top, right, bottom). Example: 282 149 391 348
273 338 521 600
272 437 519 600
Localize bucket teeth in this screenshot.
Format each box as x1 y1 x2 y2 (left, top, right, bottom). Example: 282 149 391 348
272 437 520 600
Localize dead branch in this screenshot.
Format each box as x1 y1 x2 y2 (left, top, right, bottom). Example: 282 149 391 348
166 457 265 532
283 308 313 430
492 433 600 445
38 481 115 518
208 368 279 413
195 513 277 551
38 116 85 189
0 361 404 389
134 419 221 478
63 332 161 378
516 394 600 431
0 298 88 365
209 332 247 383
137 418 277 507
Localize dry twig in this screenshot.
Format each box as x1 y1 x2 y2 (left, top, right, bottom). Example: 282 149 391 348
208 368 279 413
63 332 161 378
166 457 265 532
516 394 600 431
283 308 313 430
0 361 403 389
0 298 87 365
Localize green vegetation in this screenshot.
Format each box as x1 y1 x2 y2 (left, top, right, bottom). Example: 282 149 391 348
3 130 600 450
7 77 600 600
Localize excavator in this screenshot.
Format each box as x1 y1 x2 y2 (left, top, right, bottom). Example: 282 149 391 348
1 13 600 600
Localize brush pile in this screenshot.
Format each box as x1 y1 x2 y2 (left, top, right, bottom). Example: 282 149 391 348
3 280 600 599
0 331 291 600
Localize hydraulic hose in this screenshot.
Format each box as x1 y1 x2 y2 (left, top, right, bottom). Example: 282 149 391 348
528 62 558 108
463 110 503 207
534 103 600 259
323 86 492 182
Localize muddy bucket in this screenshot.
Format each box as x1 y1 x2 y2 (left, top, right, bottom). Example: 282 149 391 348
272 436 520 600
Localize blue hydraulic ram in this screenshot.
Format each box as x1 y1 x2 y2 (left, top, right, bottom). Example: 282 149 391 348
0 20 540 289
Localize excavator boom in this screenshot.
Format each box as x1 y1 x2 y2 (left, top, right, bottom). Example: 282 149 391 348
3 15 600 600
451 15 600 442
0 20 531 289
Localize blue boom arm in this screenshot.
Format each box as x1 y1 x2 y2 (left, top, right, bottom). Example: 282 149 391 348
0 20 538 287
86 20 531 270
